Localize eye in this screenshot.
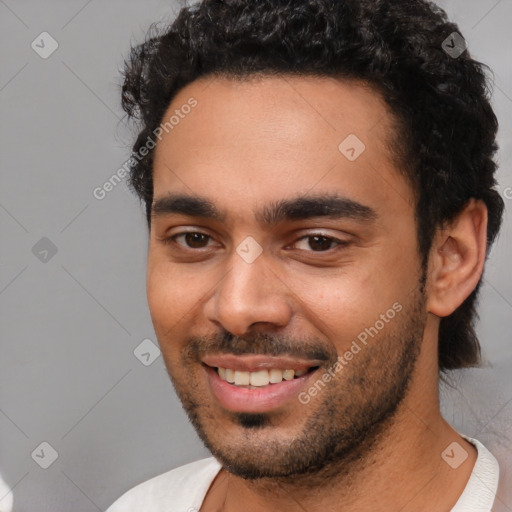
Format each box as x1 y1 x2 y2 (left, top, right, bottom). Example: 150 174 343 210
292 234 347 252
163 231 214 249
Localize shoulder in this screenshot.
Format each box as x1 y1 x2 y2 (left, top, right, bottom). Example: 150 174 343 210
106 457 222 512
451 435 500 512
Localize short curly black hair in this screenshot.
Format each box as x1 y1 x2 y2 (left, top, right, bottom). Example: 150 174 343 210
121 0 504 371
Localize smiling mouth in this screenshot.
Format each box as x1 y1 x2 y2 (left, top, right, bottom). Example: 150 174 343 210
204 364 319 388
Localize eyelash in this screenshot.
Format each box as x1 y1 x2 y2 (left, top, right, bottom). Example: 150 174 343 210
159 231 349 253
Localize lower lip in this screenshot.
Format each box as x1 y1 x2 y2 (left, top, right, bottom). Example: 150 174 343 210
204 364 318 413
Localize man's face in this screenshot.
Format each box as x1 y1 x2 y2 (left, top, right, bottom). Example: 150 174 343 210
148 75 428 479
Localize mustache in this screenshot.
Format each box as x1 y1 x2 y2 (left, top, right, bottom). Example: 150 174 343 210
183 331 337 365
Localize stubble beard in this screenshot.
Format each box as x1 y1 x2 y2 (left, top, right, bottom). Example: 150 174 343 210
165 289 426 485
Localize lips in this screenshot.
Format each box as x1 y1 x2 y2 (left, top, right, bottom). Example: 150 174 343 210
201 354 322 413
201 354 321 373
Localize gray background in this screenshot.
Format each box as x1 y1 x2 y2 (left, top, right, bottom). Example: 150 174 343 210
0 0 511 510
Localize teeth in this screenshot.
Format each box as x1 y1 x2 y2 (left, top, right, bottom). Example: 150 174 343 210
283 369 295 381
234 370 250 386
217 367 310 387
269 368 284 383
250 370 270 386
225 368 235 384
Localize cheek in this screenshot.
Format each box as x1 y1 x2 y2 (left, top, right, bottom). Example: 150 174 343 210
287 263 410 347
294 274 378 335
146 259 202 335
146 261 201 373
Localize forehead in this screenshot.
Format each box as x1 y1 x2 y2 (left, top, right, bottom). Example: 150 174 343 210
152 75 411 217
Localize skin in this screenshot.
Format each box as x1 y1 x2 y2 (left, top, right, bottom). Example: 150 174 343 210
147 75 487 511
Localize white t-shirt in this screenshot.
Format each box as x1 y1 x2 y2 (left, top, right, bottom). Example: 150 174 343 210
106 436 500 512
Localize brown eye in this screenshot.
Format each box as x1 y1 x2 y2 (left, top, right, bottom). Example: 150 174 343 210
294 235 344 252
308 236 335 251
171 232 212 248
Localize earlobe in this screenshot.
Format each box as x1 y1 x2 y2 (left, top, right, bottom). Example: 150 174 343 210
426 199 488 317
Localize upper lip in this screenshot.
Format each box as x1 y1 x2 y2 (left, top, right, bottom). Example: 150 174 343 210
201 354 322 372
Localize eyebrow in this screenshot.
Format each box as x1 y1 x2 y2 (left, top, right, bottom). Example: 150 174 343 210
151 193 378 226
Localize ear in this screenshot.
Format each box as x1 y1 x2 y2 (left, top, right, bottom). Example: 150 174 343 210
426 199 488 317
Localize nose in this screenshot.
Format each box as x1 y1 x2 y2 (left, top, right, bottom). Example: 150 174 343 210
204 246 293 336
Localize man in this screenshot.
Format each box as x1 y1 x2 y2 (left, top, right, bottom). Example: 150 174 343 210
107 0 507 510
